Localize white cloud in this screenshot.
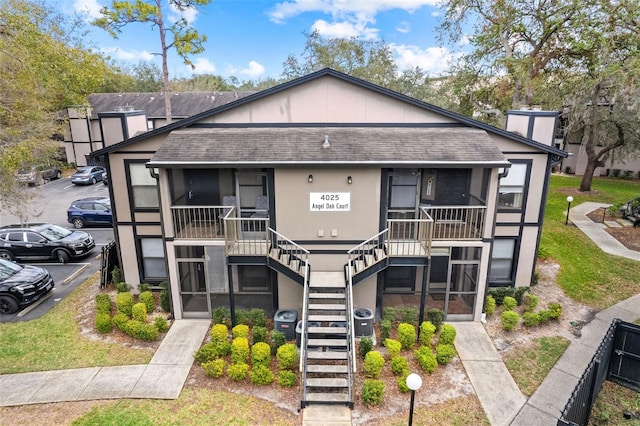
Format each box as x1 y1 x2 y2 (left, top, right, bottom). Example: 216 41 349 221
100 47 155 61
191 58 217 74
228 61 266 78
391 43 460 76
73 0 103 20
268 0 437 40
168 2 199 24
396 21 410 34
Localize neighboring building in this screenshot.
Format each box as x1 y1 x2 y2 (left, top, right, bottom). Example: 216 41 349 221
561 135 640 178
64 91 255 166
89 68 566 326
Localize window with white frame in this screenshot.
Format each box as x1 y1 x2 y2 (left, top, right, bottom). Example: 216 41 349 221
498 163 527 209
490 239 516 282
140 238 166 279
130 163 158 208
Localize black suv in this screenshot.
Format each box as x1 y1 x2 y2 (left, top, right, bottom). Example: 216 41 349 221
0 258 54 314
0 223 95 263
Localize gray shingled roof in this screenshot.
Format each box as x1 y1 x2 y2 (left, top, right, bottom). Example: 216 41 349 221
149 127 509 167
86 91 255 119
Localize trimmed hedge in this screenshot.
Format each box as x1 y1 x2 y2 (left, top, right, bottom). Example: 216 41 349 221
362 379 385 406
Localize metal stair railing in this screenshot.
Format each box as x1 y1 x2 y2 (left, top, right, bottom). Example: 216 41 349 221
347 229 388 275
345 260 356 407
268 227 309 275
299 260 311 406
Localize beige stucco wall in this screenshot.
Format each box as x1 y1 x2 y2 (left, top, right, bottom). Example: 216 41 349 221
563 143 640 177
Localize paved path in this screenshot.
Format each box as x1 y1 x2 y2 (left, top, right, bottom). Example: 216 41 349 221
0 319 210 406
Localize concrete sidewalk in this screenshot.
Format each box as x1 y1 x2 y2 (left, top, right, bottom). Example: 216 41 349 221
0 319 210 407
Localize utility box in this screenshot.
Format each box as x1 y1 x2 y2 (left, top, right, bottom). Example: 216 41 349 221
296 320 321 348
273 309 298 340
354 308 374 337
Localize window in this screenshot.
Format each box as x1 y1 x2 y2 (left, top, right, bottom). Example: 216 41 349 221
238 265 271 291
498 163 527 209
130 163 158 208
383 267 416 291
140 238 166 279
389 173 419 209
490 239 516 282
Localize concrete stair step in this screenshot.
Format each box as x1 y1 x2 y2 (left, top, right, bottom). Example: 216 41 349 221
308 315 347 322
308 303 346 310
309 293 345 299
307 351 348 360
306 364 349 374
308 326 346 334
306 378 349 388
308 338 347 347
310 281 345 289
304 393 350 403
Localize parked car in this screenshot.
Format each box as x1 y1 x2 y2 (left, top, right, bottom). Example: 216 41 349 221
71 166 106 185
15 164 63 186
0 258 54 314
67 197 112 228
0 223 95 263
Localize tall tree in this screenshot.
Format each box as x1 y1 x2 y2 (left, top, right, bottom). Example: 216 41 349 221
93 0 211 122
0 0 126 216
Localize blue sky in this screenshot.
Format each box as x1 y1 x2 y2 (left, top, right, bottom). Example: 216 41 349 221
56 0 467 81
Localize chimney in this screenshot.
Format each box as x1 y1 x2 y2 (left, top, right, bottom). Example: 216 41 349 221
505 108 558 146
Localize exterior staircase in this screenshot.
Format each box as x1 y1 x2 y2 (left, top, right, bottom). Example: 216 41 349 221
300 271 354 408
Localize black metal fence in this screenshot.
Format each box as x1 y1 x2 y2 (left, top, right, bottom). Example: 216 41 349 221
100 240 119 288
558 319 640 426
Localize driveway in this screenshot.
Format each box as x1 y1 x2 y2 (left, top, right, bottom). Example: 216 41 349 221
0 176 114 322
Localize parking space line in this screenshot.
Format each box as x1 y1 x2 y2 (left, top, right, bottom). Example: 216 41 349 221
63 263 90 285
17 291 55 317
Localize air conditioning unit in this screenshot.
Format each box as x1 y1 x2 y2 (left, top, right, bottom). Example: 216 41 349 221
273 309 298 340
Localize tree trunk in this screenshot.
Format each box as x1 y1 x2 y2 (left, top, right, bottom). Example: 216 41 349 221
580 162 596 191
156 0 172 123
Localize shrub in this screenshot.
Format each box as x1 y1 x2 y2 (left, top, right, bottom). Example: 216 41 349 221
522 293 539 312
359 336 373 360
252 326 268 344
159 281 170 312
438 324 457 345
397 323 416 350
503 296 517 311
488 287 514 305
426 308 444 330
232 324 250 339
276 343 298 370
195 342 222 364
202 358 226 378
380 319 392 343
419 321 436 346
436 344 457 364
501 310 520 331
384 339 402 359
363 351 385 379
277 370 297 387
212 307 230 325
415 346 437 373
227 363 249 381
112 312 129 330
531 270 540 286
514 287 528 305
484 295 496 316
95 294 111 315
211 323 229 344
538 309 553 324
250 364 274 385
115 292 134 317
248 308 267 327
400 307 419 324
362 379 385 406
522 312 541 327
132 302 147 322
95 313 112 333
270 330 286 355
116 282 132 293
138 291 155 313
154 316 169 332
234 309 251 326
231 337 250 364
548 302 563 319
123 319 142 337
390 356 410 376
382 307 397 322
138 283 152 292
111 267 122 286
135 323 159 341
251 342 271 368
397 372 410 393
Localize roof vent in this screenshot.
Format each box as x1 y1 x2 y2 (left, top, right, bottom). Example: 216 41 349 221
322 134 330 149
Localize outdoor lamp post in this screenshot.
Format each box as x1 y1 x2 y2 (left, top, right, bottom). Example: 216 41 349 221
565 196 574 225
406 373 422 426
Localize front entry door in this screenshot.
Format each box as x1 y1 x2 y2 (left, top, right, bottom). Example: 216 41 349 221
434 169 470 205
185 169 219 205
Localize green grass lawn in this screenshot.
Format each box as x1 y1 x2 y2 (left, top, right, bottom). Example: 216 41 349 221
540 175 640 310
0 273 153 374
